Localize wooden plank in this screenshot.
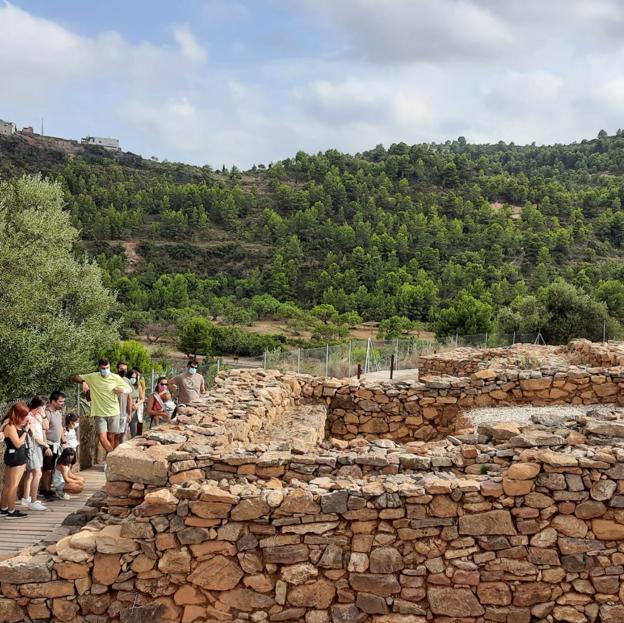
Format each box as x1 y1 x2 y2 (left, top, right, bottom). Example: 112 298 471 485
0 466 106 556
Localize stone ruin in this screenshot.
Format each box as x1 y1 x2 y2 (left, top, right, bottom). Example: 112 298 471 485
1 339 624 623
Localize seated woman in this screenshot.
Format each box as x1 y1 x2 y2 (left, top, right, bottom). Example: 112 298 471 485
53 448 85 497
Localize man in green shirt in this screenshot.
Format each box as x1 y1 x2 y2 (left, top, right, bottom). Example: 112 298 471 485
72 359 131 453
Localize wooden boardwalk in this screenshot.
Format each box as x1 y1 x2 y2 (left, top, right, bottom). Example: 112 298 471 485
0 466 106 559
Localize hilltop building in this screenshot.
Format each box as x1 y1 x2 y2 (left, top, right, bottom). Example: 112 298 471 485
0 119 16 135
81 135 120 150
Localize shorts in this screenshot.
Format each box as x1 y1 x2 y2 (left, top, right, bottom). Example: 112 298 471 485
26 444 43 470
42 444 60 471
4 449 27 467
94 416 120 434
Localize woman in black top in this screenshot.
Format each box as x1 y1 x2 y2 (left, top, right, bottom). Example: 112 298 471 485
0 402 31 519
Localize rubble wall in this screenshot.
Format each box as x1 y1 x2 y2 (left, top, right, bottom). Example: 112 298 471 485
417 340 624 378
6 443 624 623
320 366 624 443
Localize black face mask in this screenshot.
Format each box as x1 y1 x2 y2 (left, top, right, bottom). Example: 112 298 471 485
118 369 127 377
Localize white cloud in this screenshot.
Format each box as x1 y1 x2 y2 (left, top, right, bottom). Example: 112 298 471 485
173 24 207 63
2 0 624 168
304 0 514 63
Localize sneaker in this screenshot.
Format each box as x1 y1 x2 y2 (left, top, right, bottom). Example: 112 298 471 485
19 497 31 506
42 490 57 501
4 510 28 519
56 492 71 501
28 500 47 511
0 508 8 516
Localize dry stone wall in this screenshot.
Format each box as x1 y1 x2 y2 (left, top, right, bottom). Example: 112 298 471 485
1 342 624 623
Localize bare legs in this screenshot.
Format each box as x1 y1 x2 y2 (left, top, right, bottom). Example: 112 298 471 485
0 465 26 511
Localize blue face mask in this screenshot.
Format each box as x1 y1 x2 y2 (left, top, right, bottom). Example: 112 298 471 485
100 368 111 377
188 367 197 375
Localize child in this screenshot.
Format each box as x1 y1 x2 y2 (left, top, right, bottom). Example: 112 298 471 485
161 391 177 421
64 413 80 458
53 448 85 498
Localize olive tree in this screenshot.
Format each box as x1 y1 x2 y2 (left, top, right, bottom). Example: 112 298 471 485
0 176 118 400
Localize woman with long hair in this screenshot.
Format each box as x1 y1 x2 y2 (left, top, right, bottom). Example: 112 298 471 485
20 396 52 511
1 403 31 519
146 376 169 428
53 447 85 496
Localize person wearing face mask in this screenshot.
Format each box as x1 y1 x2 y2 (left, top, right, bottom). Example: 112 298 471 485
115 362 134 446
72 359 131 454
126 369 141 439
169 360 205 406
147 377 170 428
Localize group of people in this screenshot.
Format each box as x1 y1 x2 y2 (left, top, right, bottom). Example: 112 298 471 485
1 358 205 521
71 358 205 455
1 392 83 520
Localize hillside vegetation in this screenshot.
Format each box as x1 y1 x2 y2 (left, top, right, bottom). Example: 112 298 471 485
1 130 623 354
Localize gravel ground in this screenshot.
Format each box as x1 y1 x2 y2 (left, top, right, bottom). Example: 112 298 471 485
465 404 603 427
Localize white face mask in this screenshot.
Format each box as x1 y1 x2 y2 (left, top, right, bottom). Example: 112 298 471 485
130 377 137 385
100 368 111 377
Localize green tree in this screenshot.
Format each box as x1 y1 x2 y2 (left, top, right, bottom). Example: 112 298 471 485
377 316 414 339
595 280 624 323
179 317 213 355
311 304 339 325
0 176 118 399
107 340 153 372
434 292 494 337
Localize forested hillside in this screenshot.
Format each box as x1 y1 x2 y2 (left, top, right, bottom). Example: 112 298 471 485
1 130 623 351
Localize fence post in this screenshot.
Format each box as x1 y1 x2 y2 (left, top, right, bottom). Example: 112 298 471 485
325 344 329 377
347 341 352 377
455 333 459 347
364 338 371 375
216 359 221 374
263 350 268 369
150 369 155 394
76 383 81 417
512 331 516 345
603 319 607 343
297 348 301 374
390 354 395 380
395 337 400 371
485 332 488 348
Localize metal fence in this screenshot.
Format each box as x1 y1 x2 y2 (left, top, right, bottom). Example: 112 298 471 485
261 328 624 379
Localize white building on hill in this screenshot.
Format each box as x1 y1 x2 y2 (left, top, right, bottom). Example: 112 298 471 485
81 136 120 150
0 119 16 136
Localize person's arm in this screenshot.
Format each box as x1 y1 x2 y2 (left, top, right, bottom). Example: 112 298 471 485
72 374 86 383
146 394 157 417
5 423 29 448
200 376 206 395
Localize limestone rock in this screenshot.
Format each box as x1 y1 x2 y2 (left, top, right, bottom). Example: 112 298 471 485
188 555 243 590
106 442 172 485
288 579 336 609
459 510 516 536
427 586 484 617
0 553 52 584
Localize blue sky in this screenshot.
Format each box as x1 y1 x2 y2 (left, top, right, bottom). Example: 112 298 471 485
2 0 624 167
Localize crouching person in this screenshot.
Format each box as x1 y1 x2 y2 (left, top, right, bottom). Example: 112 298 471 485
53 448 85 498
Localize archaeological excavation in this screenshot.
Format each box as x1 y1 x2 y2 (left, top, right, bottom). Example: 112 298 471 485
2 339 624 623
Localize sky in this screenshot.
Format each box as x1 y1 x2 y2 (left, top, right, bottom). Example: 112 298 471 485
1 0 624 168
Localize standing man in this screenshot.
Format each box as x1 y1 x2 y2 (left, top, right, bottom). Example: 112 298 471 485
72 359 131 454
170 359 206 405
40 390 65 501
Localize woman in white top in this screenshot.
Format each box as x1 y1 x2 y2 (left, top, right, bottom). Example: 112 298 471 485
20 396 53 511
